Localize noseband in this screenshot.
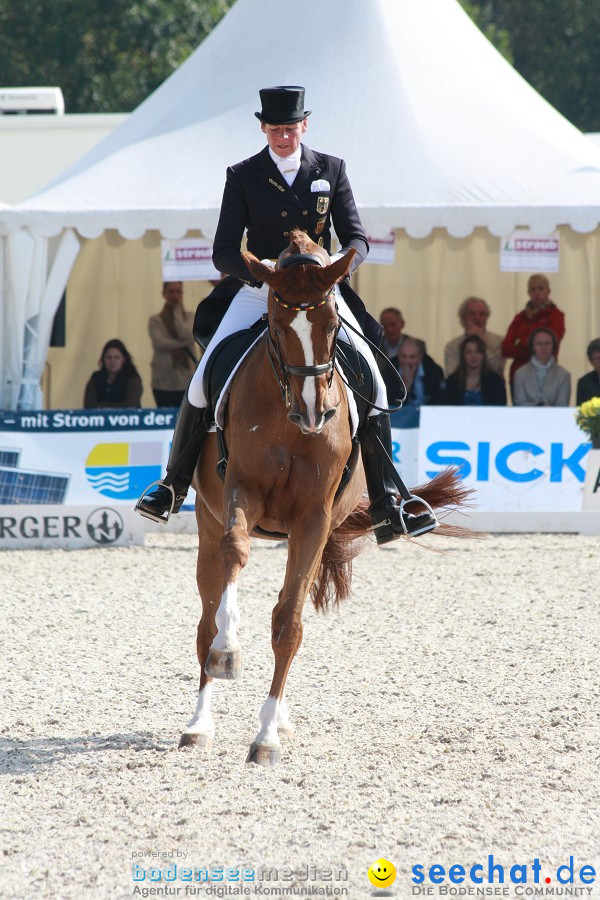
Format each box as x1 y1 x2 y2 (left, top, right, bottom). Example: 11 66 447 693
268 253 339 408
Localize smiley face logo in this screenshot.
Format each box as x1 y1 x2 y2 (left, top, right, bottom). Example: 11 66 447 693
368 858 396 888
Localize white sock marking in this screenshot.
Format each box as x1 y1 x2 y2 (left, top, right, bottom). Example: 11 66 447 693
185 684 215 737
254 696 282 748
212 582 240 652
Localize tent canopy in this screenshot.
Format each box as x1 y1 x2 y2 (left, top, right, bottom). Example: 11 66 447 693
2 0 600 241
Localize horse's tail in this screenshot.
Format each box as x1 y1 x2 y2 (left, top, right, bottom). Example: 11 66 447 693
310 467 478 613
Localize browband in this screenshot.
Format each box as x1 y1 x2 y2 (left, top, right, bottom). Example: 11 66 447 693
280 253 324 269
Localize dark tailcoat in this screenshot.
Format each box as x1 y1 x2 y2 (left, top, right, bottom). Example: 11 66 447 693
194 145 382 348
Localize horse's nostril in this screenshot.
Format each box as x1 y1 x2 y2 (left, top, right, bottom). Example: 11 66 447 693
323 408 337 423
288 413 303 427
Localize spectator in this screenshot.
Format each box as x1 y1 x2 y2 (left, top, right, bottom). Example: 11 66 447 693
444 335 506 406
501 274 565 388
513 327 570 407
391 337 445 407
576 338 600 405
83 339 142 408
149 281 198 407
444 296 504 377
379 307 407 359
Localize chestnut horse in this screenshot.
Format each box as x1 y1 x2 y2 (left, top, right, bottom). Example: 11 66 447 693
179 230 468 765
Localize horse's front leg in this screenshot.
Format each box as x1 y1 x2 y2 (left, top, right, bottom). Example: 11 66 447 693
247 510 331 767
204 482 262 680
179 501 223 751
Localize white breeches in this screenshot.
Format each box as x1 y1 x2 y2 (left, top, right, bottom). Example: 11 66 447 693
187 283 387 412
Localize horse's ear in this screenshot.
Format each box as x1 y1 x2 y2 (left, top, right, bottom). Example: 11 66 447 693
242 252 276 286
319 248 356 286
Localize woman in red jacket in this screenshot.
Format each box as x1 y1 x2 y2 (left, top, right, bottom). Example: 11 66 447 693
501 274 566 388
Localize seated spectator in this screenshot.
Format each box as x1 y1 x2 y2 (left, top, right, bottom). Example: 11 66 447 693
378 306 429 359
444 335 506 406
84 339 142 408
444 296 504 377
149 281 197 408
576 338 600 405
513 328 570 407
502 274 565 388
386 337 445 408
379 307 407 359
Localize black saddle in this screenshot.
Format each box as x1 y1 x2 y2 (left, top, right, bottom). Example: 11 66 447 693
202 317 267 420
201 320 376 433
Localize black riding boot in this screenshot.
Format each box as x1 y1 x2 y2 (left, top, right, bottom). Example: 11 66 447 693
360 412 438 544
135 396 207 524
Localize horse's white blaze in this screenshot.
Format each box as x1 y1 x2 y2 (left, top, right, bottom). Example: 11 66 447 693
185 684 215 737
211 582 240 652
254 695 282 748
290 315 318 428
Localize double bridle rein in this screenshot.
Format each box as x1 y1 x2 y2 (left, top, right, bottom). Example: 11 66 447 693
267 253 339 408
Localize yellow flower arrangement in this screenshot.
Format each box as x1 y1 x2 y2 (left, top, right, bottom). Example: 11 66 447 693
575 396 600 443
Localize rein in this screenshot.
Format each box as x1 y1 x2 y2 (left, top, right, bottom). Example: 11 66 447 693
267 254 339 407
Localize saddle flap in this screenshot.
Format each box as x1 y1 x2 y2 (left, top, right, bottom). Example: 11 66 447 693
336 343 376 431
202 320 267 420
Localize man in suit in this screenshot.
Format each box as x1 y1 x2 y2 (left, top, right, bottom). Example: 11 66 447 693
137 86 437 541
387 338 446 407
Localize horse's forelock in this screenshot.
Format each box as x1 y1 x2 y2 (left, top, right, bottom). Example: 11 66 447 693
287 228 314 256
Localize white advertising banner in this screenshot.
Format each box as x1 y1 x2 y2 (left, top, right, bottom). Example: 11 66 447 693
390 425 419 488
366 233 396 265
499 228 559 273
0 504 145 549
161 238 220 282
419 407 589 512
0 408 189 510
1 408 594 543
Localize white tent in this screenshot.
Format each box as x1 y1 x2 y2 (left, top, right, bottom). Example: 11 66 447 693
2 0 600 409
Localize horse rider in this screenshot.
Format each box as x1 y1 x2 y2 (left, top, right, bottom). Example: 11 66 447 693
136 85 438 542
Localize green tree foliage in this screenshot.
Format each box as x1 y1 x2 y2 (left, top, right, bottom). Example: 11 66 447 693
459 0 600 132
0 0 235 113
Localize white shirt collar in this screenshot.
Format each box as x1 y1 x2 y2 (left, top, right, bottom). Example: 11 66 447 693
269 146 302 168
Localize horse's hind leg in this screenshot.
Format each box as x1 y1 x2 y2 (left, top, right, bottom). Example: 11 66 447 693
179 502 223 752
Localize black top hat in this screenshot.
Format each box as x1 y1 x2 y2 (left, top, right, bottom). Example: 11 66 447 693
255 86 311 125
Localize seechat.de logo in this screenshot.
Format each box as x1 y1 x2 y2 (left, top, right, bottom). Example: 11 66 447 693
85 442 162 500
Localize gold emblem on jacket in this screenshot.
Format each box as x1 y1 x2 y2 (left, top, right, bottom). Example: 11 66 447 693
316 196 329 214
315 216 327 235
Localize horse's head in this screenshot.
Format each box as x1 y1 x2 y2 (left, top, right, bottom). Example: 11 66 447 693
243 232 355 434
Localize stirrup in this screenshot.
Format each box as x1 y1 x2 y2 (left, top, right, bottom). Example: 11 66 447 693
369 493 439 538
134 480 177 525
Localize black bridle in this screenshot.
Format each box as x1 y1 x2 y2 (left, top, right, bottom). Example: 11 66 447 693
267 253 340 408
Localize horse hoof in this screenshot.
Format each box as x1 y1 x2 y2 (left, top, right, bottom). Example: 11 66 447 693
246 742 281 767
204 647 242 680
178 732 212 751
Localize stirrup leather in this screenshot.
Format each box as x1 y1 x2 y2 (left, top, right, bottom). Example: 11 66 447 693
135 480 178 525
368 492 439 537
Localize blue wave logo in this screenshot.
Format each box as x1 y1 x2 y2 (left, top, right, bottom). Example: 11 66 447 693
85 442 162 500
